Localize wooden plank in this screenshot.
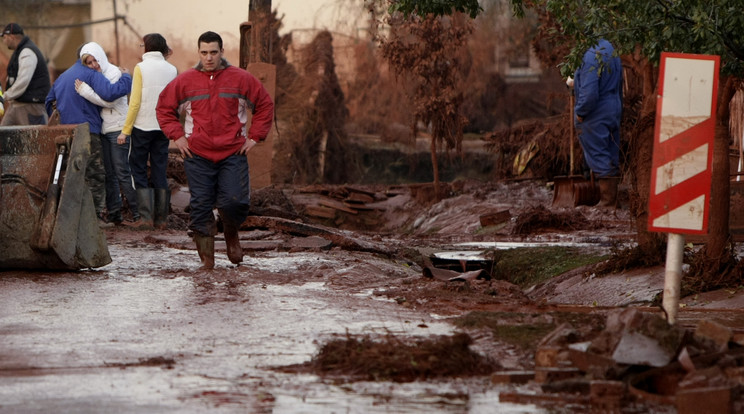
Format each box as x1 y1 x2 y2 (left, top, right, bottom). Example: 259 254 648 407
345 192 375 204
345 202 376 211
345 185 377 197
305 205 336 219
318 198 358 214
480 210 511 227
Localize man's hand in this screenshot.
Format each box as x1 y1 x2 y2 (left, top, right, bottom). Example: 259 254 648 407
174 136 192 158
238 138 257 155
117 133 127 145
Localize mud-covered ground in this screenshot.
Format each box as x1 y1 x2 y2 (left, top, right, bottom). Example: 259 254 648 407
2 179 743 413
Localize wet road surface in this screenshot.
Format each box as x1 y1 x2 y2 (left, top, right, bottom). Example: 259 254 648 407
0 236 546 413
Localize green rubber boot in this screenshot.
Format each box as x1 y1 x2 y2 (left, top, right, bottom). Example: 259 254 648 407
193 233 215 270
134 188 154 229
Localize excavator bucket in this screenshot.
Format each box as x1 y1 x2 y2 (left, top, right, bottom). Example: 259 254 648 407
0 124 111 270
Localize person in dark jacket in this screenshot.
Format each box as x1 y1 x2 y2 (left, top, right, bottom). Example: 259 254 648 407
1 23 51 125
157 31 274 270
573 38 623 207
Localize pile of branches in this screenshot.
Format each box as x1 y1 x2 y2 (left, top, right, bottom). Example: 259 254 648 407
306 332 497 382
485 115 573 179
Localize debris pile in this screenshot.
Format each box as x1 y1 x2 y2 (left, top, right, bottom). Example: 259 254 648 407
281 183 454 233
494 308 744 413
292 184 387 224
301 332 497 382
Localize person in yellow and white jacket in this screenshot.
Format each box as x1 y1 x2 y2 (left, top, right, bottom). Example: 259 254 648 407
0 85 5 117
119 33 178 230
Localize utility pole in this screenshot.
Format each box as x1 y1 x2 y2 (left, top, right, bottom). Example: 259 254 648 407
241 0 273 67
112 0 120 64
240 0 276 189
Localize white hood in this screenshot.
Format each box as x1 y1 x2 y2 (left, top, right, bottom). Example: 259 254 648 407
80 42 112 76
78 41 128 133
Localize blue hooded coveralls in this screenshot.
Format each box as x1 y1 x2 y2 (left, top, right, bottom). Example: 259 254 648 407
573 39 623 178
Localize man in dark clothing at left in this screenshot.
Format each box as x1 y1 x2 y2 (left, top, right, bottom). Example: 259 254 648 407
1 23 50 125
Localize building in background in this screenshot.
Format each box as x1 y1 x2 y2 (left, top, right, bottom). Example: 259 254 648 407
0 0 362 82
0 0 272 77
90 0 249 73
0 1 90 81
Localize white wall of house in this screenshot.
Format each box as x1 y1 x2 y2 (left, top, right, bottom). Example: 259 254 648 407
91 0 250 73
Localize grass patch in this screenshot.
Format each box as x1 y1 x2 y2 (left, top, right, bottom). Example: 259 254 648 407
491 246 607 289
453 312 555 350
453 311 606 351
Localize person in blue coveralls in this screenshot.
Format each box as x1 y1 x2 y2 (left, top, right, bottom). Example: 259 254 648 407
572 38 623 207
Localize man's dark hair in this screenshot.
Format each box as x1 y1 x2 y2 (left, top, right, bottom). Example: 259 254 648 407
143 33 171 56
198 31 223 50
75 43 84 58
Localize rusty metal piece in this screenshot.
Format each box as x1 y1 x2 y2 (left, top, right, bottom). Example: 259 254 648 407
559 84 608 208
0 124 111 270
573 180 601 206
30 138 67 251
429 250 495 276
552 89 601 208
552 176 600 207
422 265 491 282
552 175 585 207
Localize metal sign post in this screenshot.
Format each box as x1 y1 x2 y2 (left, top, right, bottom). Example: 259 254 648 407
649 52 719 324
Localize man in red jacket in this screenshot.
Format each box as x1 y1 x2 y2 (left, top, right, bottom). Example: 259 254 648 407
157 31 274 269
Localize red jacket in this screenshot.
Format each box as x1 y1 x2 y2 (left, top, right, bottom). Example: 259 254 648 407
156 62 274 163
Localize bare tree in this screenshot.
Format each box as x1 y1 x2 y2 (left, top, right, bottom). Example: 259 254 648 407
375 10 473 198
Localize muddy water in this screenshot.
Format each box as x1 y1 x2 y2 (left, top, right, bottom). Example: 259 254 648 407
0 241 546 413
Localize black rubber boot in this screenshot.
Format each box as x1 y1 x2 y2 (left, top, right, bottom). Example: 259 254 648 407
135 188 154 229
219 209 243 264
153 188 170 230
193 234 215 270
108 209 123 225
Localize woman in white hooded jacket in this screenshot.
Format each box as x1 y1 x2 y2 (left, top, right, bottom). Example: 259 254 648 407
76 41 139 225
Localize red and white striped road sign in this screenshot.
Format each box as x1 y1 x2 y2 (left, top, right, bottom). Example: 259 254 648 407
649 52 720 234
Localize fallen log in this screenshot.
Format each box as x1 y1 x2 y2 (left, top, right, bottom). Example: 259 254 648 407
242 216 392 256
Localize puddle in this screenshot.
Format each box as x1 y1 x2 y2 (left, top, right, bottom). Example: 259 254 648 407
0 241 549 413
271 379 545 413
